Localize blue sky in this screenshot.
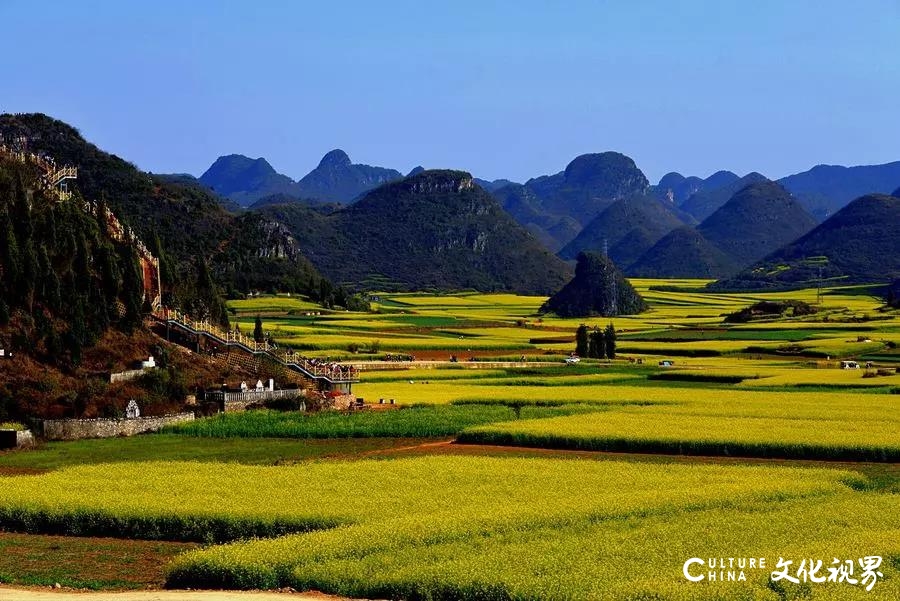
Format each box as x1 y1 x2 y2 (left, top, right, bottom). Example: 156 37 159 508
1 0 897 183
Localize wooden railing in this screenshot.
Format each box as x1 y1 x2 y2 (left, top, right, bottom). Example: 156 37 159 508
0 144 77 201
45 166 78 187
153 309 359 384
206 388 304 404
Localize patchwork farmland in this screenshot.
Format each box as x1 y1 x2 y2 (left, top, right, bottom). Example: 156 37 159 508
1 281 898 599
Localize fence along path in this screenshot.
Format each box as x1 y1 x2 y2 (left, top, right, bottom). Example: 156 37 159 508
153 309 359 385
1 140 354 386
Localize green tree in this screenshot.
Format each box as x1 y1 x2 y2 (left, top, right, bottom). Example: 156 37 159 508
118 246 144 333
147 229 175 301
98 244 121 317
253 314 264 343
575 324 589 357
0 216 20 301
37 244 61 312
604 323 617 359
19 240 37 311
588 327 605 359
66 297 87 366
318 278 335 308
191 258 229 328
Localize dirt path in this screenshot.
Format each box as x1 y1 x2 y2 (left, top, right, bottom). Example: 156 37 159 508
357 439 454 456
0 588 353 601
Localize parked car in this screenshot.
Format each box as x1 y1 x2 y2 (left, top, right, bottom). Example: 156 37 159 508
565 355 581 365
658 360 675 367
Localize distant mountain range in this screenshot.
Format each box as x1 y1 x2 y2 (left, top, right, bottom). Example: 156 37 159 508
7 112 899 294
624 181 818 279
254 170 572 294
628 226 737 279
654 170 739 205
196 152 524 209
779 162 900 220
227 146 897 288
713 192 900 289
558 195 690 265
679 173 769 222
656 162 900 221
492 152 651 251
294 149 402 203
695 181 818 268
197 150 403 206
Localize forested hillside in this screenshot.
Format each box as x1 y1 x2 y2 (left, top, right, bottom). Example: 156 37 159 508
256 170 572 294
713 193 900 289
0 157 143 366
0 114 346 323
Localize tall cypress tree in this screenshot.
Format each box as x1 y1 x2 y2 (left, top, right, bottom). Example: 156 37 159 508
193 258 228 328
0 214 20 302
98 244 121 318
20 239 37 312
119 245 143 333
37 244 61 312
588 327 605 359
575 324 589 357
67 297 87 366
254 314 264 343
604 323 617 359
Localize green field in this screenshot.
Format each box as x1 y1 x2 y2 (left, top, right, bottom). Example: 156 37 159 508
2 280 898 597
227 282 899 362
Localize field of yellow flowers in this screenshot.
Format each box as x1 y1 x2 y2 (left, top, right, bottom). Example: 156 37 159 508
0 456 896 599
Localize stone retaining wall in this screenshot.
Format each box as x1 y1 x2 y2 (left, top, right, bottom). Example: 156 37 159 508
331 394 355 410
42 413 195 441
0 429 35 449
109 368 146 383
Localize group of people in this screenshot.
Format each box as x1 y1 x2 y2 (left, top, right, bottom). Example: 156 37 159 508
303 357 357 380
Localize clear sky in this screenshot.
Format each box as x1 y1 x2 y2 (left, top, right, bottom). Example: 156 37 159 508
1 0 898 184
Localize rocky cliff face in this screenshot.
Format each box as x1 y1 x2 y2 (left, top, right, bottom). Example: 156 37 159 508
401 172 476 195
254 220 302 260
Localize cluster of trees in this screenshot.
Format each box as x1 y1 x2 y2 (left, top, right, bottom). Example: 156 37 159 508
312 278 370 311
575 323 617 360
0 160 144 365
723 300 817 323
887 279 900 309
